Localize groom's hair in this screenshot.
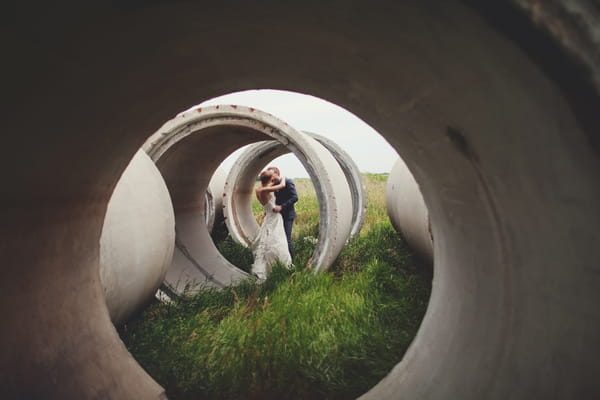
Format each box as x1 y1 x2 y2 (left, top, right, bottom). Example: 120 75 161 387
259 170 273 184
267 166 280 176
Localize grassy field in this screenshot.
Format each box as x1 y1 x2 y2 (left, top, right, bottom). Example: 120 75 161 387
119 173 432 400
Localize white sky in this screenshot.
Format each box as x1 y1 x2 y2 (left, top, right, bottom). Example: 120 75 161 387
195 89 399 178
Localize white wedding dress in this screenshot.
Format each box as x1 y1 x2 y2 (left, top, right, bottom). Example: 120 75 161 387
251 195 292 280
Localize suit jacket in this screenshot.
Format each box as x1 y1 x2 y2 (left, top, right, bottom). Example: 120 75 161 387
274 178 298 219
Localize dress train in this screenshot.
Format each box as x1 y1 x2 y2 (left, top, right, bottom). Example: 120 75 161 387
251 196 292 280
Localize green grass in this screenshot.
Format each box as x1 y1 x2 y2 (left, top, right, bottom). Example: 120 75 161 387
216 235 254 274
120 173 432 400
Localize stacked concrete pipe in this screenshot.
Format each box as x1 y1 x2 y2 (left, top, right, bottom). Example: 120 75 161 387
99 149 175 325
99 122 360 321
222 138 354 272
143 105 353 292
3 1 600 399
222 132 365 264
386 157 434 264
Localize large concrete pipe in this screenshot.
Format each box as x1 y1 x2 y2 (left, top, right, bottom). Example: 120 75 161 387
100 149 175 325
143 105 352 291
222 134 355 271
386 157 433 263
222 131 365 260
3 1 600 399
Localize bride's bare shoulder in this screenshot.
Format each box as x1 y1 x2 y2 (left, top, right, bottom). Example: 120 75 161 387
255 189 271 205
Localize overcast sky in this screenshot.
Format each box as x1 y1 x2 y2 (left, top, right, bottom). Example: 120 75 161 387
196 89 399 178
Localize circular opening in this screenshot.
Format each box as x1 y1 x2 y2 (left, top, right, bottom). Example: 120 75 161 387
205 89 399 247
118 90 434 398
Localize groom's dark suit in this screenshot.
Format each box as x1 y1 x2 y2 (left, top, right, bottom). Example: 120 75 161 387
274 177 298 259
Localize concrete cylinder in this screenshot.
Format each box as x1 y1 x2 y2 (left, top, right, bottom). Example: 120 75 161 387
386 157 433 263
222 135 355 271
222 130 365 254
2 1 600 399
144 105 353 292
99 149 175 325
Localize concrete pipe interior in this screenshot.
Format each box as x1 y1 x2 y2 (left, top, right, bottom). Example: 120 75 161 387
222 133 363 268
3 1 600 399
144 105 352 292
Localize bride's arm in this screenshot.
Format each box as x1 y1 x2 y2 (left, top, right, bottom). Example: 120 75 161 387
262 176 286 192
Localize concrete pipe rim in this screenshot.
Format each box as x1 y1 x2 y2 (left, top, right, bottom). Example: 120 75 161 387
218 118 355 272
222 132 367 255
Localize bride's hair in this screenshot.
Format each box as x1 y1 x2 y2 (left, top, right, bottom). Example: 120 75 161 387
267 166 280 175
259 170 273 185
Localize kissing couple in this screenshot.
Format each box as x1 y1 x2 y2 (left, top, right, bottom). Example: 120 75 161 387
251 166 298 280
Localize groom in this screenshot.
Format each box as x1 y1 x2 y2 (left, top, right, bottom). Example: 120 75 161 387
268 166 298 260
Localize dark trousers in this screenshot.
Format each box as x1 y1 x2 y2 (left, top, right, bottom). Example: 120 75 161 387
282 217 295 260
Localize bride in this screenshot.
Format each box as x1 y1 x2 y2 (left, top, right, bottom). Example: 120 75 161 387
251 169 293 280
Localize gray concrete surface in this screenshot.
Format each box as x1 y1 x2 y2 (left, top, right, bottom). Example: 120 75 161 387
386 157 434 263
2 1 599 399
100 149 175 325
513 0 600 92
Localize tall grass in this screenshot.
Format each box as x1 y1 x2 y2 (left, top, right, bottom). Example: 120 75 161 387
120 173 432 400
360 173 390 234
216 235 253 274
